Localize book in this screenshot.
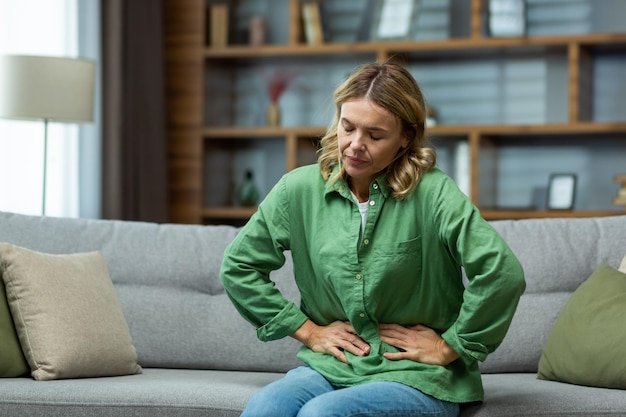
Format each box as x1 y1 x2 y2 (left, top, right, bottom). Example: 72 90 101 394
210 4 229 48
374 0 415 40
301 2 324 45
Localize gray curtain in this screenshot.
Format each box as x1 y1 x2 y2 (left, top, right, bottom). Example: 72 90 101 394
101 0 168 222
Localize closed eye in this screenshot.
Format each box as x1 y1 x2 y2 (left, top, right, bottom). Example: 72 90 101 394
341 118 385 140
342 126 381 140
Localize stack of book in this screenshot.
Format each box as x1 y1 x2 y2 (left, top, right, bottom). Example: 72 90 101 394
209 3 229 48
614 175 626 208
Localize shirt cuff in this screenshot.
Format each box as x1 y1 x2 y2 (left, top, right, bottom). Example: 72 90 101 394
256 302 309 342
442 325 489 365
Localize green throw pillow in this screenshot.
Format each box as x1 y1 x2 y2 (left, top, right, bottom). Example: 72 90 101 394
0 280 29 377
537 264 626 389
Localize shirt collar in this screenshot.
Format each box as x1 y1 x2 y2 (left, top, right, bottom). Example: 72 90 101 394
323 165 391 200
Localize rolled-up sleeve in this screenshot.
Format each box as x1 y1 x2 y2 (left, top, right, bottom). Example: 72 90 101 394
219 177 309 342
435 180 526 364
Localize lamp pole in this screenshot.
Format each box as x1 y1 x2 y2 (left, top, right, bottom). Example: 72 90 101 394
42 119 49 215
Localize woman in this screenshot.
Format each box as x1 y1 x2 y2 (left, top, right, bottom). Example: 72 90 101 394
220 62 525 417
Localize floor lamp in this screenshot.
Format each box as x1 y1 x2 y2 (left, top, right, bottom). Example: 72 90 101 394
0 55 95 215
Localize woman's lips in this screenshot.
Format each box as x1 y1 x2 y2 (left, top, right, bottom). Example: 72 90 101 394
345 155 367 166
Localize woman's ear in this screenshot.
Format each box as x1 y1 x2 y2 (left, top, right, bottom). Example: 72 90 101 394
401 124 417 149
401 134 411 149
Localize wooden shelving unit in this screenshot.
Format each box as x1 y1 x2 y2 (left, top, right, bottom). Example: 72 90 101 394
204 33 626 59
164 0 626 225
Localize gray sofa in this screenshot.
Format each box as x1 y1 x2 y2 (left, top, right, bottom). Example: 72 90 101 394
0 210 625 417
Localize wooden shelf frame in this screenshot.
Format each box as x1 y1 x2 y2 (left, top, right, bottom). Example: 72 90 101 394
165 0 626 224
204 33 626 58
202 207 625 223
202 122 626 138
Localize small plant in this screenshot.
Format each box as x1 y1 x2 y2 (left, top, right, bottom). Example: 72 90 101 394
267 69 297 104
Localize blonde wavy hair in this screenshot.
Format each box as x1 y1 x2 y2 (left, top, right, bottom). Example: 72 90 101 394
318 61 436 200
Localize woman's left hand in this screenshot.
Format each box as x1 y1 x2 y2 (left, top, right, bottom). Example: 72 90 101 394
378 323 459 366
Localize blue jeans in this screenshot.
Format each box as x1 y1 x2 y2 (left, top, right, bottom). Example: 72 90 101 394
241 366 460 417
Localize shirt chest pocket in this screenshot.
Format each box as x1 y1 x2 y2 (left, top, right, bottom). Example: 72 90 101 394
369 235 422 278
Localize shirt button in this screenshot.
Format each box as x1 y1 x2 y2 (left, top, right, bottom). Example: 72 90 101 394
359 313 365 318
363 239 369 245
355 274 362 280
373 184 379 190
369 201 375 206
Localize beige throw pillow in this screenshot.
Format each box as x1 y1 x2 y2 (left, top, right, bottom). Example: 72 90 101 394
0 243 142 380
619 253 626 274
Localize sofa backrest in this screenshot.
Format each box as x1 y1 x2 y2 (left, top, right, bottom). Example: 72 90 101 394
0 211 303 373
480 215 626 373
2 211 625 374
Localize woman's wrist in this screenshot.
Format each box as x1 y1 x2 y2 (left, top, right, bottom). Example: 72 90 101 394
436 338 460 365
291 319 316 346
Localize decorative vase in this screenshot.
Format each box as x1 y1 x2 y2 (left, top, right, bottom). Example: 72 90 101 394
266 102 280 127
249 16 265 46
237 170 260 207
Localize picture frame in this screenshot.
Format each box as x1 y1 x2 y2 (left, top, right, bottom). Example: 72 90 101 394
547 174 577 210
372 0 416 40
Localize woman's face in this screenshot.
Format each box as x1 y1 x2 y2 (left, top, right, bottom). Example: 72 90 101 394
338 98 408 188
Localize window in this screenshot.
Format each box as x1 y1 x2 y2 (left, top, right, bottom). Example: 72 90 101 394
0 0 99 217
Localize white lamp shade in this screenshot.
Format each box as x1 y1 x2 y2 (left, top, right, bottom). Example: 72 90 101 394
0 55 95 123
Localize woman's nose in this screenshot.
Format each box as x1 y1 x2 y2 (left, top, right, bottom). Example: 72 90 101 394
350 132 365 150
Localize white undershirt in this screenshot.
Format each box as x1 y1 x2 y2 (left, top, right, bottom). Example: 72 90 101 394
351 191 369 236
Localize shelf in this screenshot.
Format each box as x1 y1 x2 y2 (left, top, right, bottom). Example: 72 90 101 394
202 206 256 220
433 122 626 135
204 33 626 59
201 207 624 223
202 122 626 139
482 209 624 221
202 126 323 138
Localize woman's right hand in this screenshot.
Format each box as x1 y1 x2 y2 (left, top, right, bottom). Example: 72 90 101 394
291 320 370 364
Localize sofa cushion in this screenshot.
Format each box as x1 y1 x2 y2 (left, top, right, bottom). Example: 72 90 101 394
479 292 569 373
480 216 626 374
116 258 304 373
463 373 626 417
0 243 142 380
537 264 626 389
0 279 29 377
0 368 285 417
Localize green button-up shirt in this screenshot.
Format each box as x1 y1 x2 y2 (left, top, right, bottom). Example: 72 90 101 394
220 164 525 403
